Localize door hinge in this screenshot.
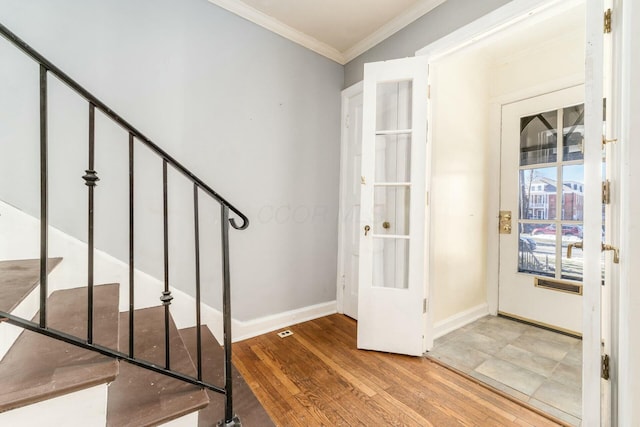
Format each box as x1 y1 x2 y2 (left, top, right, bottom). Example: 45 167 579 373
602 180 611 204
423 298 428 313
345 114 350 129
427 85 431 100
601 353 610 380
604 8 612 34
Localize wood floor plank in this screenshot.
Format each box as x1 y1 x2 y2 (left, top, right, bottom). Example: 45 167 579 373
233 314 565 427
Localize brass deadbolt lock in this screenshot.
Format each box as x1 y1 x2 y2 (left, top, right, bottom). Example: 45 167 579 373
499 210 512 234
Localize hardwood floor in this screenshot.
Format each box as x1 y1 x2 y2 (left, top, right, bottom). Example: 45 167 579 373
233 314 565 426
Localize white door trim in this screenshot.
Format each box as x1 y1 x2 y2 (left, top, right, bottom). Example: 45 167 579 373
415 0 584 60
337 81 364 316
618 1 640 425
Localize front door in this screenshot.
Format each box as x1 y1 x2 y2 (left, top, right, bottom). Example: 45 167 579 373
498 85 585 334
357 56 430 356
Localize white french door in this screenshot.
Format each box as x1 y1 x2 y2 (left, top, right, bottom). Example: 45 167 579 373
357 56 430 356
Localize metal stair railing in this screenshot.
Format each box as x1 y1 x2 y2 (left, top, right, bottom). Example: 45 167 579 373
0 22 247 426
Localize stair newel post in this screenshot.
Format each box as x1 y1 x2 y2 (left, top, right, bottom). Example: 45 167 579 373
83 103 99 344
220 205 241 427
39 64 48 329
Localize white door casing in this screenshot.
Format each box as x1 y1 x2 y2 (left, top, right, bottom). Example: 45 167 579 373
584 0 605 423
498 85 584 334
357 56 430 356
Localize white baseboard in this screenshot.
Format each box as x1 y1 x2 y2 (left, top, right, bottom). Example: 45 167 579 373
433 303 489 339
231 300 337 342
1 200 338 345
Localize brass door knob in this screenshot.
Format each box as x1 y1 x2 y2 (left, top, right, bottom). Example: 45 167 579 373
382 221 391 229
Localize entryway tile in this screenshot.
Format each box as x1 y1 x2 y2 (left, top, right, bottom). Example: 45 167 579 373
427 341 491 372
496 344 559 377
511 334 572 361
427 315 582 424
533 380 582 418
474 358 546 396
449 330 508 355
551 362 582 388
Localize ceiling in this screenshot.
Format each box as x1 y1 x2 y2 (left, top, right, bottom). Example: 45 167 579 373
207 0 447 64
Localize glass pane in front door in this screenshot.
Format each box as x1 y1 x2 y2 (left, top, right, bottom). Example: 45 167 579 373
517 104 585 282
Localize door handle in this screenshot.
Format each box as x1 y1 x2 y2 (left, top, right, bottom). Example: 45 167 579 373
602 243 620 264
567 241 583 258
567 241 620 264
364 225 371 236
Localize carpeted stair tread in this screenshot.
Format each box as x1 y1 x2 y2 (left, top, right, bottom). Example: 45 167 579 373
107 307 209 427
0 283 120 412
179 326 274 427
0 258 62 313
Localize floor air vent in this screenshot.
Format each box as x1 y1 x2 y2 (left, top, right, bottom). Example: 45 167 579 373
534 277 582 295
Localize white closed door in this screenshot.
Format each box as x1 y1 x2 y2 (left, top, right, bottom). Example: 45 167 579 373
357 56 430 356
341 90 364 319
498 85 585 334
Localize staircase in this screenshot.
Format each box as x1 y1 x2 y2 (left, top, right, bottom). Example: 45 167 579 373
0 258 272 425
0 21 271 427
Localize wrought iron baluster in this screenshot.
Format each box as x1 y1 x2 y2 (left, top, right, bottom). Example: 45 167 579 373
193 184 202 381
162 160 172 369
83 103 99 344
129 133 135 357
39 65 48 329
221 205 237 425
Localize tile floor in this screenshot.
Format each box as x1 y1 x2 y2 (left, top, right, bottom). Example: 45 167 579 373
427 315 582 426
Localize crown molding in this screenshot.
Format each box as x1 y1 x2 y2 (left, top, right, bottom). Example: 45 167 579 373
208 0 447 65
208 0 345 64
342 0 447 63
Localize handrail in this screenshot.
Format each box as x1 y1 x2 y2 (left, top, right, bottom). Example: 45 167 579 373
0 21 248 230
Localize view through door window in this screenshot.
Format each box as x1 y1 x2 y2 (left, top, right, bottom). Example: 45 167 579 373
517 104 585 281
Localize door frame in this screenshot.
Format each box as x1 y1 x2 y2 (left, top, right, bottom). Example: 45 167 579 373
336 81 363 317
414 0 607 424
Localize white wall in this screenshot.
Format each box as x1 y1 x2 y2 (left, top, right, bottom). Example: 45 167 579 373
0 0 343 321
430 50 490 324
489 30 585 99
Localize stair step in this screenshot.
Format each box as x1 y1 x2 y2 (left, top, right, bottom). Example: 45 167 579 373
179 326 274 427
0 283 119 412
107 307 209 427
0 258 62 313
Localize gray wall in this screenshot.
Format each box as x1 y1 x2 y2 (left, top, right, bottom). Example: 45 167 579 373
344 0 511 88
0 0 343 320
